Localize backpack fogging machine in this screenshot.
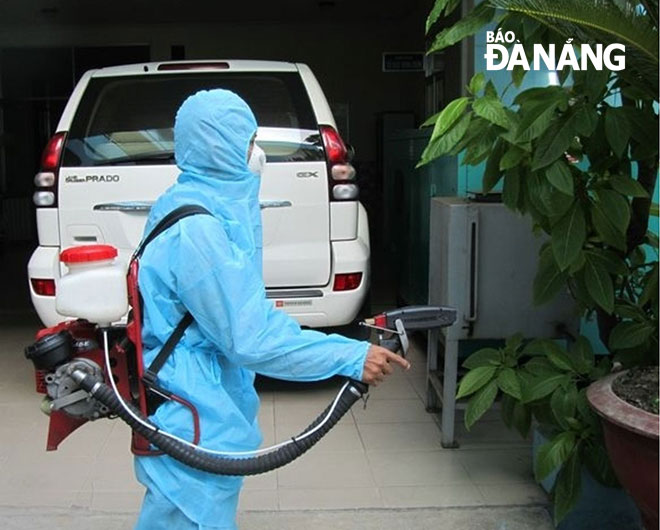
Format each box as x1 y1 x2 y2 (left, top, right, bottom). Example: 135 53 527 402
25 206 457 476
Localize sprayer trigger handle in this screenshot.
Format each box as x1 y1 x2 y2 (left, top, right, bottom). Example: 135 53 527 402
379 337 401 355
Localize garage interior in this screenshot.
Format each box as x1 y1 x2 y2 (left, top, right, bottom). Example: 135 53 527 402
0 1 554 528
0 0 464 321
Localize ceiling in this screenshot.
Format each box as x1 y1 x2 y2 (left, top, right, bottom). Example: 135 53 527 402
0 0 428 26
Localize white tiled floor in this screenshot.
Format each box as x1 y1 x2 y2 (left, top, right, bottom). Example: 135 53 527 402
1 322 547 521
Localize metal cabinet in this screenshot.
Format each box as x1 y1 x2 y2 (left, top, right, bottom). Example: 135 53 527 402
427 197 579 447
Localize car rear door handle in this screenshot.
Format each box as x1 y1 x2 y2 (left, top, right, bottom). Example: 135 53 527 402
95 200 291 212
93 201 154 212
260 200 292 210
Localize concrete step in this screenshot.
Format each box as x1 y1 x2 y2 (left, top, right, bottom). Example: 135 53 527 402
0 506 553 530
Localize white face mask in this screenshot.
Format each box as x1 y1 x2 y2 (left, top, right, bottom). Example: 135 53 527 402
248 144 266 176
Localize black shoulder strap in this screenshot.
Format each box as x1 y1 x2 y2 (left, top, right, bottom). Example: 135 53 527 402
142 312 193 388
135 204 211 390
134 204 211 260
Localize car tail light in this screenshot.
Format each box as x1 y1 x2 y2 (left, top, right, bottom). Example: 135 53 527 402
33 191 55 206
31 278 56 296
333 272 362 291
34 132 66 208
320 125 358 201
157 62 230 71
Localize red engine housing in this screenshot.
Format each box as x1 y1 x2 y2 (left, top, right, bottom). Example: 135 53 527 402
36 319 132 451
33 257 200 455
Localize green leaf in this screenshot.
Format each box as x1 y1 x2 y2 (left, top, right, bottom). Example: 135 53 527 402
526 171 567 219
456 365 497 399
609 174 649 198
462 124 499 165
523 374 567 403
464 379 498 430
511 400 532 438
626 107 659 162
430 97 470 142
639 263 659 307
534 247 567 305
624 106 659 146
545 160 573 195
614 303 647 321
604 107 631 158
524 356 564 378
482 139 506 193
468 72 486 95
418 112 472 167
501 393 515 428
609 321 654 350
462 347 500 369
575 106 599 137
452 117 491 159
552 202 586 271
473 95 511 129
484 80 497 98
428 3 496 53
515 101 560 143
547 347 577 373
583 443 618 488
513 86 563 107
595 190 630 235
499 145 526 170
420 111 441 128
511 64 526 87
576 389 599 429
584 254 614 313
550 386 578 429
497 368 522 399
568 251 586 275
584 250 627 275
523 339 564 359
426 0 462 33
553 450 582 525
535 431 577 482
502 166 521 211
532 114 579 171
505 333 524 352
581 67 610 104
592 201 626 251
571 336 594 374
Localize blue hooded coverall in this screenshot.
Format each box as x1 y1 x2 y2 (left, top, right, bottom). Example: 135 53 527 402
134 89 370 529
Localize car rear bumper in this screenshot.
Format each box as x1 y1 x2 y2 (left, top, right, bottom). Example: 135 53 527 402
268 239 369 327
28 236 370 329
270 203 370 327
28 246 63 327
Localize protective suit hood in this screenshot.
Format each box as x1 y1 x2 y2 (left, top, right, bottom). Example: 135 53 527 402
145 89 262 262
175 89 257 184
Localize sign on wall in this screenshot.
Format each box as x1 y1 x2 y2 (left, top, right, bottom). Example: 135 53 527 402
382 52 425 72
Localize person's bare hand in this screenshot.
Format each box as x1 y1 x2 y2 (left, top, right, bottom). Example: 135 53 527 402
361 345 410 386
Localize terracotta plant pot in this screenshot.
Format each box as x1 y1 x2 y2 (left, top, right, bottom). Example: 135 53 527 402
587 372 659 530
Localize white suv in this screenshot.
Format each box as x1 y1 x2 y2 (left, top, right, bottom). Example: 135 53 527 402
29 60 370 328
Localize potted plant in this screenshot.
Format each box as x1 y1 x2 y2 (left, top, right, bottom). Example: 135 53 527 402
420 0 658 526
587 367 659 529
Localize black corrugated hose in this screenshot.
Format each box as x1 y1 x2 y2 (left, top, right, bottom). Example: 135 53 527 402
76 373 368 476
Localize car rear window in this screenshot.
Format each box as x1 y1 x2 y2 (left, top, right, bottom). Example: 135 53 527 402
62 72 325 166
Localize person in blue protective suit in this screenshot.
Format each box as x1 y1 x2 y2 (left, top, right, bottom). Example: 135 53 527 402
134 89 409 530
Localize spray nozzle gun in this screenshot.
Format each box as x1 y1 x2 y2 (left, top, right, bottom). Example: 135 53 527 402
362 305 457 358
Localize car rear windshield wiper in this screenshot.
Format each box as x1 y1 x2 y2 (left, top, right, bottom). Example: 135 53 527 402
94 151 176 166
